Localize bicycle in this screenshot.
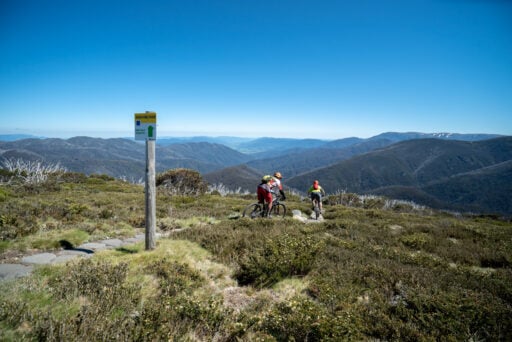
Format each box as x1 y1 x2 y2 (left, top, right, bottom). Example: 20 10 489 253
312 198 321 220
242 194 287 219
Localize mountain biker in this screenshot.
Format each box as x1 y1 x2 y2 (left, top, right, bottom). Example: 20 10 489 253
308 180 326 212
270 171 286 200
257 175 273 217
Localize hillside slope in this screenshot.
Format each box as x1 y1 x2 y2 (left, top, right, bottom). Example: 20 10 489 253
236 137 327 154
419 159 512 215
0 137 250 179
245 139 394 178
203 164 262 192
287 137 512 215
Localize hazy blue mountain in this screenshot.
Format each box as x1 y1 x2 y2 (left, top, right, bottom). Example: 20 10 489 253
156 136 254 149
158 132 503 155
2 132 509 215
286 137 512 216
203 164 262 192
244 147 313 161
236 137 329 154
0 137 250 180
159 142 252 168
0 134 43 141
418 159 512 215
244 139 395 178
322 137 365 149
368 132 503 143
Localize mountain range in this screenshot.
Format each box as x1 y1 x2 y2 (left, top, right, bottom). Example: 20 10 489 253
285 137 512 215
0 132 509 216
0 137 251 181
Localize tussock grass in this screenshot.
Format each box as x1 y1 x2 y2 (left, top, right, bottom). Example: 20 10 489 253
1 171 511 340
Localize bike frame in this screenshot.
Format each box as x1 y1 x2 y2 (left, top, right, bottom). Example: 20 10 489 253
242 194 287 219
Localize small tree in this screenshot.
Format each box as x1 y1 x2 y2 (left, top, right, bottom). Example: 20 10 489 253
156 168 207 196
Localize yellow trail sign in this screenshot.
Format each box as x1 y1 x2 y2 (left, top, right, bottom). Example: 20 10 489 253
134 112 157 140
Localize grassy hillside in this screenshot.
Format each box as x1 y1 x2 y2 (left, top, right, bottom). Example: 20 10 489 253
0 171 511 340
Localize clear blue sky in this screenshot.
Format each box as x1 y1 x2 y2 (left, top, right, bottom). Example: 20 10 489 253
1 0 511 139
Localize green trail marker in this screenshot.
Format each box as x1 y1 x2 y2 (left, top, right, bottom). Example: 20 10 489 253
134 111 157 141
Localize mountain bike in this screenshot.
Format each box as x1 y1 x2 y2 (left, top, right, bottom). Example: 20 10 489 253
242 195 287 219
312 198 321 220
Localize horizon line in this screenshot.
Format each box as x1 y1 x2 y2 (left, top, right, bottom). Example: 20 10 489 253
0 131 508 142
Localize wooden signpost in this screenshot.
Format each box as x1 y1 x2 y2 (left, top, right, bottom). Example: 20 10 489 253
134 112 157 250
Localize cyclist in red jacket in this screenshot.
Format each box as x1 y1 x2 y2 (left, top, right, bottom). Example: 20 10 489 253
257 175 273 216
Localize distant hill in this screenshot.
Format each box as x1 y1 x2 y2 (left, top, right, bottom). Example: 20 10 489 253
157 136 253 150
322 137 365 149
235 137 328 154
419 160 512 215
367 132 503 143
286 137 512 216
155 132 501 154
0 134 43 141
2 132 509 215
159 142 252 167
197 132 506 182
203 164 262 192
244 139 395 179
0 137 250 180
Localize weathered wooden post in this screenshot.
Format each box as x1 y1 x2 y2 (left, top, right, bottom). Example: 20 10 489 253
145 138 156 250
135 111 157 250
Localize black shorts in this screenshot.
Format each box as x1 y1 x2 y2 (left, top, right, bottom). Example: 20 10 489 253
310 192 322 202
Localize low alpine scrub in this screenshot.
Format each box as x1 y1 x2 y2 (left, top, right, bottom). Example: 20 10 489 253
235 233 324 288
0 170 511 341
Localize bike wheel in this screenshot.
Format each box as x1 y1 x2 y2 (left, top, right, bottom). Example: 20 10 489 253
314 205 320 220
271 203 287 218
242 203 263 219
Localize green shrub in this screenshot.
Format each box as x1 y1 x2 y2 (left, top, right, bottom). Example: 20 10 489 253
0 212 38 240
260 296 364 341
0 188 9 202
50 259 136 303
98 208 114 219
156 168 207 196
0 169 15 183
89 174 116 181
0 240 10 253
57 172 88 184
400 232 434 250
235 233 324 288
385 288 512 341
326 192 361 207
146 258 204 296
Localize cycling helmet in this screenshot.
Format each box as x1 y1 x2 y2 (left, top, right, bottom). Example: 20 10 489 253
274 172 282 179
262 175 272 182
